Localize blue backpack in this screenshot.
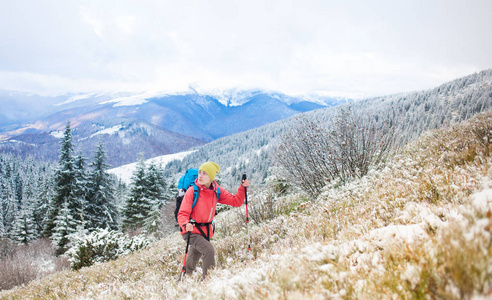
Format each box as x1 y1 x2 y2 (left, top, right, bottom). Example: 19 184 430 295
174 168 221 221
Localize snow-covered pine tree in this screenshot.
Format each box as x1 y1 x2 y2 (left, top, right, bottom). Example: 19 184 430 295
85 143 118 231
0 154 53 239
11 202 38 244
0 157 4 238
0 182 7 238
10 156 39 244
32 172 53 237
14 172 23 209
113 178 128 212
163 180 177 204
145 162 166 202
51 200 79 255
141 162 165 234
0 209 5 237
121 157 154 232
142 206 162 235
73 152 89 231
44 121 83 240
1 169 16 237
22 157 37 194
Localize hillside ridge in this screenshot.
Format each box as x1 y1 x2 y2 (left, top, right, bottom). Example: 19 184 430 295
2 110 491 299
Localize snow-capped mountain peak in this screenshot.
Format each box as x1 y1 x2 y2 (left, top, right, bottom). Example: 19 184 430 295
100 92 160 107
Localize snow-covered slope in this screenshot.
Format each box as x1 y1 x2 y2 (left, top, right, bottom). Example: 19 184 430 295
2 106 491 299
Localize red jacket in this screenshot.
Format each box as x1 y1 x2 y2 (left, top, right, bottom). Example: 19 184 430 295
177 179 246 239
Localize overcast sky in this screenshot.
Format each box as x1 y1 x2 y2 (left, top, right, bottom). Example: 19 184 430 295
1 0 491 98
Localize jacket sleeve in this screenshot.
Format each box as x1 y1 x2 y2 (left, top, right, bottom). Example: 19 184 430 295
177 187 194 230
217 184 246 207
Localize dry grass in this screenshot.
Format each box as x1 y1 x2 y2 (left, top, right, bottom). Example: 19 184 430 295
1 111 492 299
0 238 69 292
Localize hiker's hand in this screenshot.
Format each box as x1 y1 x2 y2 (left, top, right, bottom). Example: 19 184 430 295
185 223 194 232
242 179 249 188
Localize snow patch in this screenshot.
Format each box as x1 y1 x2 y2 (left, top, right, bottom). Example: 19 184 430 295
471 188 492 215
50 131 64 139
4 139 37 146
302 242 340 262
90 125 123 137
108 150 196 184
367 224 428 248
100 92 160 107
56 93 96 106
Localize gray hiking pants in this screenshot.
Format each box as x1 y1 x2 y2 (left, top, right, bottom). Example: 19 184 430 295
182 233 215 279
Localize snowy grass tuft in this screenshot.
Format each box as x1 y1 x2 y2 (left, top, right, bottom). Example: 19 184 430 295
1 111 492 299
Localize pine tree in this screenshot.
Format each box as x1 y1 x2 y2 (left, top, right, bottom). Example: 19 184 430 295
121 157 154 232
73 152 89 230
51 200 78 255
14 172 23 209
0 157 4 237
142 205 162 235
164 181 177 204
44 121 83 240
114 178 128 212
1 176 16 237
11 202 38 244
145 163 165 202
0 154 53 239
142 162 165 234
32 173 53 237
22 157 37 201
86 143 118 231
0 210 5 238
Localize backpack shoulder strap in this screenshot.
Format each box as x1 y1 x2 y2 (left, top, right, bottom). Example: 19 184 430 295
191 184 200 209
191 184 220 208
216 186 220 203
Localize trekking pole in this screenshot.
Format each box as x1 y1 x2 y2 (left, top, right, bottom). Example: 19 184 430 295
180 219 195 281
180 231 191 281
242 173 251 251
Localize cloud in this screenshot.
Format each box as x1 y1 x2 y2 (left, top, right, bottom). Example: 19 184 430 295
0 0 491 98
81 7 106 38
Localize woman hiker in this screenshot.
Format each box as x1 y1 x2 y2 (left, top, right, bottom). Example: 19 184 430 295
177 161 249 280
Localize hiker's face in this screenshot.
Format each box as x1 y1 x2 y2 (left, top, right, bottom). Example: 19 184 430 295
198 170 212 187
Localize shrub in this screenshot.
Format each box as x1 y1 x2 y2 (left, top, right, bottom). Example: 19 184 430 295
0 238 68 291
274 106 400 196
65 229 153 270
0 238 16 259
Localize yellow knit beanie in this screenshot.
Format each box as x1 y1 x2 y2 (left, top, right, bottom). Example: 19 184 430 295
199 161 220 182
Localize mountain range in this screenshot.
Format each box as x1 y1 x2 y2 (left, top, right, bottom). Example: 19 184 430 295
0 89 348 166
153 69 492 189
